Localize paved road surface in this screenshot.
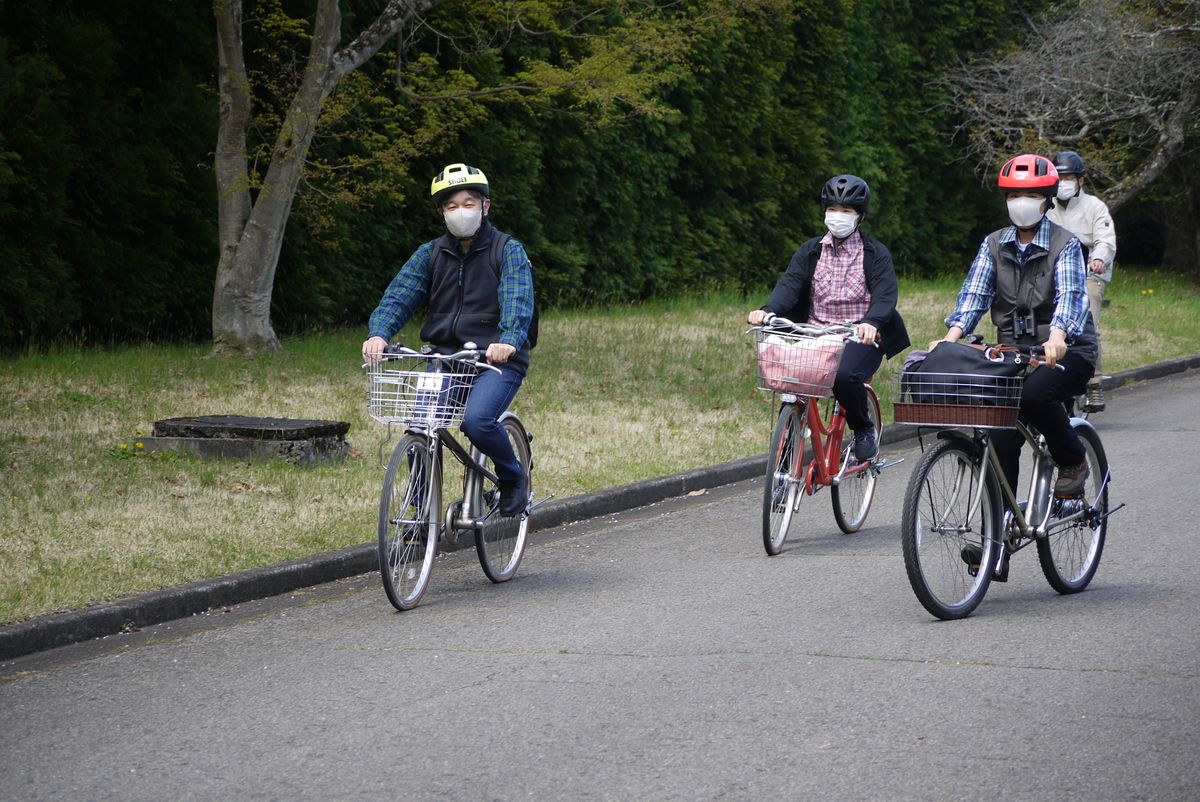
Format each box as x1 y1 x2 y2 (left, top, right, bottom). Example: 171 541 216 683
3 371 1199 800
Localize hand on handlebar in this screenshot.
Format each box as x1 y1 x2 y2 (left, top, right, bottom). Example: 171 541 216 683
854 322 878 346
362 335 389 364
747 309 769 326
1040 331 1068 369
486 343 516 364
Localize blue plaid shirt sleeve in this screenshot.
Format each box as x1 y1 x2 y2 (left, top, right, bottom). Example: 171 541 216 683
367 242 433 341
1051 238 1089 337
498 239 535 349
945 239 996 334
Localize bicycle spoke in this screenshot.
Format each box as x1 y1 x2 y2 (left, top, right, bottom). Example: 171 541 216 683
902 439 997 619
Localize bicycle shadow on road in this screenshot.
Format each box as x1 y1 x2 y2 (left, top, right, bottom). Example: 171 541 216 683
751 521 903 559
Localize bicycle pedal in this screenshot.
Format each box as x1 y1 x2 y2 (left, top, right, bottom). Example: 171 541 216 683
960 545 982 576
872 456 904 470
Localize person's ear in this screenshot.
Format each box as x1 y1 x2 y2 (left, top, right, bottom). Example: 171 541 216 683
482 198 491 217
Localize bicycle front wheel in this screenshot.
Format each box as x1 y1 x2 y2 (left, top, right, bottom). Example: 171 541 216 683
379 434 440 611
901 437 1000 620
832 385 882 534
763 403 809 556
476 415 532 583
1037 422 1108 593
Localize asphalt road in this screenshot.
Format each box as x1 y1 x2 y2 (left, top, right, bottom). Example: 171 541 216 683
2 371 1199 800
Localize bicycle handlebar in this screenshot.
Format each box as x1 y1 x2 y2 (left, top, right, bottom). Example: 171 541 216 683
366 342 502 372
754 314 864 344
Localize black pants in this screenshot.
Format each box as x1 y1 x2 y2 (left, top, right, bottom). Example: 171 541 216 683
990 351 1095 491
832 341 884 431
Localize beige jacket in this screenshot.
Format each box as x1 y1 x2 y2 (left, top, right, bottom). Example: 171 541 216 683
1047 189 1117 283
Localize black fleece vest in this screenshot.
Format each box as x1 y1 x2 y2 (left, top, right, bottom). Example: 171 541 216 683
420 222 505 349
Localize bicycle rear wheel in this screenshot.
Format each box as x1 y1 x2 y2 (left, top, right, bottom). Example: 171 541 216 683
762 403 810 555
832 385 882 533
476 415 532 583
901 437 1000 620
1037 422 1108 593
379 434 440 611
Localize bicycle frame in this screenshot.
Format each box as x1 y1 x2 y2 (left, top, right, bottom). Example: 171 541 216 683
781 393 873 495
955 422 1111 546
405 423 502 539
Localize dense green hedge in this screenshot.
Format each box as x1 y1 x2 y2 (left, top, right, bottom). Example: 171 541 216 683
2 0 1059 349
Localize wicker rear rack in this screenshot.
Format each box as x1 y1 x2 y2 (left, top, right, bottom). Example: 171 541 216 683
892 372 1023 429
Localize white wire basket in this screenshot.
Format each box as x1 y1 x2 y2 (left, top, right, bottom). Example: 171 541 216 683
366 356 479 429
893 372 1024 428
754 329 847 398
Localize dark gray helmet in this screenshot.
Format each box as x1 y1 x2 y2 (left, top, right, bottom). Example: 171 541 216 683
820 175 871 215
1053 151 1086 176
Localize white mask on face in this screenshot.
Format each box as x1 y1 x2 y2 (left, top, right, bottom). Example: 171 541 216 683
1056 180 1078 201
444 206 483 239
825 210 859 239
1006 196 1045 229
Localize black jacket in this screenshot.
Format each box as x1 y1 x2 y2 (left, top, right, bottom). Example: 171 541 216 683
763 234 911 358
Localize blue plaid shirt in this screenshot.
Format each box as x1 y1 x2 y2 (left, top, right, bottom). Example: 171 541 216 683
946 217 1089 338
368 236 535 349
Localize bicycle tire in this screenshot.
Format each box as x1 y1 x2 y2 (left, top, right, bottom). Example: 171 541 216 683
1037 422 1108 593
378 434 440 611
476 415 532 583
832 384 882 534
762 403 809 556
901 437 1001 620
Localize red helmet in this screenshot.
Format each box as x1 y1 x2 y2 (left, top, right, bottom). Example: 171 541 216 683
997 154 1059 197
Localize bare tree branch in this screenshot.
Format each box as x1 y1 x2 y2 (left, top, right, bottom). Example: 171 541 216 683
944 0 1199 208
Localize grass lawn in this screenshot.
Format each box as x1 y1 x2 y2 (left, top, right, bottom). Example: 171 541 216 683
2 268 1198 623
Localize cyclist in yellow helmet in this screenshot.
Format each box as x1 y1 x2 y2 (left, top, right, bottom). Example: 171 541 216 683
362 163 535 516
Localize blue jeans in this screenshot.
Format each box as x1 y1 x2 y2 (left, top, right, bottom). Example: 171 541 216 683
461 365 524 484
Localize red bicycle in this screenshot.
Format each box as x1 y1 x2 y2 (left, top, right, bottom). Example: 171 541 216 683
752 316 897 555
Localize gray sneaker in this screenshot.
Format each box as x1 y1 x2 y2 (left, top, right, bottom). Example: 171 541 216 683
1084 381 1105 412
1054 460 1090 497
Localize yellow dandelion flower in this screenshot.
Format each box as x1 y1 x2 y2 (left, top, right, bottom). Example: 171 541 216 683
135 442 145 449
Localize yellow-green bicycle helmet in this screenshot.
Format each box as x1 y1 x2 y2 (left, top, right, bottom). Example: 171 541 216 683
430 163 489 207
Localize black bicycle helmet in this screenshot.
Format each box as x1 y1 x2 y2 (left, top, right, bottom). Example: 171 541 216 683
1053 151 1086 176
820 174 871 215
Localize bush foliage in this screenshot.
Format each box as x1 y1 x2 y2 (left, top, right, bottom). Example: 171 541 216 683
2 0 1049 349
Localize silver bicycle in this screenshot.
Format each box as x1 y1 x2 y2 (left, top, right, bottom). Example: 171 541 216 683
895 352 1122 620
365 344 536 611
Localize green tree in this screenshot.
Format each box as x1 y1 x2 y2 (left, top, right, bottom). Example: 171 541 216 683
210 0 762 355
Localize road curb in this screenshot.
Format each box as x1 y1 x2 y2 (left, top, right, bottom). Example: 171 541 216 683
4 354 1198 662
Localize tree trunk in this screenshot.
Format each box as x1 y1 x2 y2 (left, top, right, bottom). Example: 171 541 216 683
211 0 343 355
209 0 441 356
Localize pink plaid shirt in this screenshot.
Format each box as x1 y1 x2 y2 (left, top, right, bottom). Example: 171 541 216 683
809 231 870 327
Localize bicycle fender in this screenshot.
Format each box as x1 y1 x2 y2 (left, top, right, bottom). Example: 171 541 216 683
935 428 983 455
1068 416 1098 438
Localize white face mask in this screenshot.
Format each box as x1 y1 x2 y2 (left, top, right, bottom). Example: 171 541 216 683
444 206 483 239
1056 180 1078 201
824 210 859 239
1006 196 1045 229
